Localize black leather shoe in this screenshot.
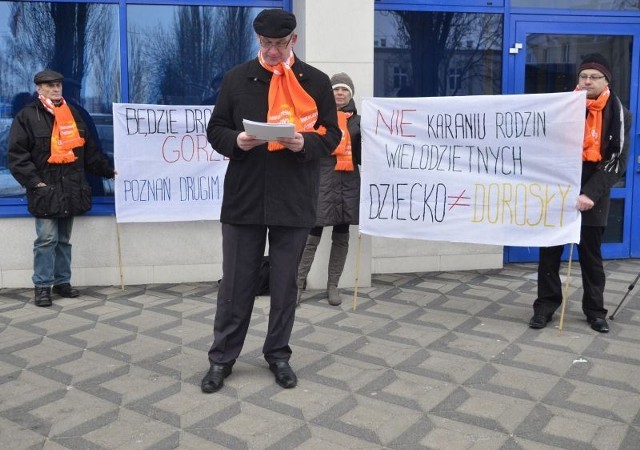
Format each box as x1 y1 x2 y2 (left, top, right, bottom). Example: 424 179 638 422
588 317 610 333
269 361 297 389
52 283 80 298
201 364 232 393
34 287 52 307
529 313 552 329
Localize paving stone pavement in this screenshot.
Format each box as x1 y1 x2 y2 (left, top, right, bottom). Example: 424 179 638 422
1 260 639 450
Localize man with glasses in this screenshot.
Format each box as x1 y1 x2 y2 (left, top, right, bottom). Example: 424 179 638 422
201 9 341 393
529 54 631 333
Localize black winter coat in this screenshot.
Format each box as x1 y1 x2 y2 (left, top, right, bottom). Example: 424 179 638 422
315 98 361 226
580 93 631 227
207 56 341 228
8 100 115 218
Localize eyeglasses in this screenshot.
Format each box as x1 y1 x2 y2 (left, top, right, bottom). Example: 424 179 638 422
259 35 293 50
579 74 606 81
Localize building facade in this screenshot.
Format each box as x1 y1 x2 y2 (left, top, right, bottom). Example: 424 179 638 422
0 0 638 287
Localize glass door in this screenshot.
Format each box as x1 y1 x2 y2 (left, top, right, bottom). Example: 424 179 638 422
505 17 640 262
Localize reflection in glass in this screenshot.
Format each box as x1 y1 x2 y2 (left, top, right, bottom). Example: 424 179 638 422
127 5 261 105
524 34 631 106
374 11 502 97
603 199 625 243
0 1 120 198
524 34 632 189
512 0 639 10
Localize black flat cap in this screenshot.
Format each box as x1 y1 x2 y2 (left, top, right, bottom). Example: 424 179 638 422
253 9 296 38
34 70 64 84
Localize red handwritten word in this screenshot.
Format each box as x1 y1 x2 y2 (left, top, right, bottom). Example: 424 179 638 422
375 109 416 137
162 135 224 163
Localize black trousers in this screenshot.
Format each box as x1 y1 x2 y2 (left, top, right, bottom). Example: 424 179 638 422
208 224 310 367
533 226 607 320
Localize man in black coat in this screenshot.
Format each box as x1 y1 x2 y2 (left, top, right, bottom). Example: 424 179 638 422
529 54 631 333
201 9 341 393
8 70 115 307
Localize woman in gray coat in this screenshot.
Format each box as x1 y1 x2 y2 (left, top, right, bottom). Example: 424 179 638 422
297 73 361 306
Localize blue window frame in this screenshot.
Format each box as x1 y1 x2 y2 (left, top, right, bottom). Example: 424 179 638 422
0 0 288 218
375 0 504 9
505 17 640 261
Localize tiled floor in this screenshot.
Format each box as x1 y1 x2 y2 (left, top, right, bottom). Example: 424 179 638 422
1 260 639 449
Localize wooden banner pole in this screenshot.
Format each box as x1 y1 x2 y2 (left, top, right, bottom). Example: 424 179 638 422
116 222 125 291
353 233 362 310
558 243 575 336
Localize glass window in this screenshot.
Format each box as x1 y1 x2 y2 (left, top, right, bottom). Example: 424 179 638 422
603 198 625 243
127 5 262 105
448 68 463 92
392 65 409 89
512 0 639 10
523 33 632 220
524 34 632 108
0 1 120 198
374 10 502 97
376 0 505 6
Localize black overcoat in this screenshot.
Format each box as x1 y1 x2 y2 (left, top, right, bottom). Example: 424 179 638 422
314 98 361 227
8 100 115 217
207 56 341 228
580 93 631 227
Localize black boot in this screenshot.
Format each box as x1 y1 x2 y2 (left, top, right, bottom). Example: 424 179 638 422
34 286 52 307
53 283 80 298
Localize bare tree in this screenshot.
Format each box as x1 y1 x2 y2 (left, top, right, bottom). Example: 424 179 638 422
87 5 120 112
3 3 53 93
50 3 89 82
3 3 116 107
127 25 149 104
613 0 640 8
392 11 502 96
216 7 255 73
146 6 255 104
393 11 452 96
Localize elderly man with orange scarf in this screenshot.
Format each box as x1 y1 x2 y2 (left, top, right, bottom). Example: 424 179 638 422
8 70 115 308
529 54 631 333
201 9 341 393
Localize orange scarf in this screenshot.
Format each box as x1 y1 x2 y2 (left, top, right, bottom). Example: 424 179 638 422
332 111 354 171
39 95 83 164
258 51 325 151
578 86 610 162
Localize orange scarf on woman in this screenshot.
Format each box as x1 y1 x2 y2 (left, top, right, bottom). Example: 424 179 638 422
333 111 354 171
258 51 324 151
579 86 610 162
39 95 83 164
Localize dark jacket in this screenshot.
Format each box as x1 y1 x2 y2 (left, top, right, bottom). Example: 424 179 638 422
8 99 115 218
581 92 631 227
315 98 361 226
207 56 341 227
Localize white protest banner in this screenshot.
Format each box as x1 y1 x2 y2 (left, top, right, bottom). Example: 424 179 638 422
113 103 228 222
359 91 585 247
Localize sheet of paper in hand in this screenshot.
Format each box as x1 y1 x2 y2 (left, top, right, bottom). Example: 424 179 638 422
242 119 295 141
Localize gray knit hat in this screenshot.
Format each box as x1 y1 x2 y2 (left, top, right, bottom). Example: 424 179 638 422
330 72 354 97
